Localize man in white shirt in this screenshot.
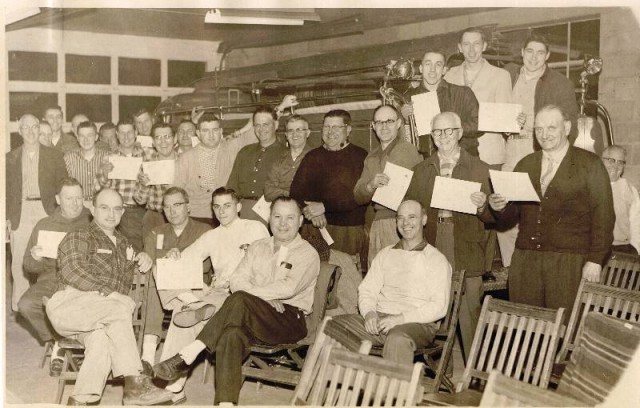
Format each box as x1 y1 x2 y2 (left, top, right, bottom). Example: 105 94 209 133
332 199 452 364
153 196 320 405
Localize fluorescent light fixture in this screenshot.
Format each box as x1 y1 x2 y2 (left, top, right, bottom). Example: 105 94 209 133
205 9 305 26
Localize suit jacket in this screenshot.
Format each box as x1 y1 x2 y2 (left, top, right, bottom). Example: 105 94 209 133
6 145 68 229
495 146 614 265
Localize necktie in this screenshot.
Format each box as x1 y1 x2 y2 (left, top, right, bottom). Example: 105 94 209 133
540 156 554 196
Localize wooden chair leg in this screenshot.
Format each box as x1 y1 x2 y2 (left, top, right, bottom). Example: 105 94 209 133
41 340 53 368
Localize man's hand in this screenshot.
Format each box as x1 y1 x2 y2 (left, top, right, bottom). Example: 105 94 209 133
135 252 153 273
191 106 205 124
303 201 325 219
471 191 487 211
165 248 181 260
378 314 404 334
30 245 44 262
516 112 527 129
364 311 379 335
488 193 509 212
267 299 285 313
277 95 299 112
310 214 327 229
582 261 602 283
367 173 390 192
400 103 414 120
99 159 114 176
138 172 150 186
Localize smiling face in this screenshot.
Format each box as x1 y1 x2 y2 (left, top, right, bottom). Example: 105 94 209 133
19 114 40 147
212 193 241 227
197 120 223 149
77 126 98 152
177 122 196 147
459 31 487 64
602 147 626 182
153 127 176 158
44 108 63 133
91 189 124 234
39 123 53 146
322 116 350 150
420 52 447 86
396 200 427 243
521 40 550 74
134 112 153 136
163 192 190 229
533 108 570 154
269 200 303 245
253 112 277 146
117 124 136 149
56 184 84 220
285 119 310 150
100 128 118 150
372 106 401 145
431 113 463 156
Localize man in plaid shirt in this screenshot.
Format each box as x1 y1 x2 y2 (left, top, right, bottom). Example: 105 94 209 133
46 188 173 405
97 118 146 251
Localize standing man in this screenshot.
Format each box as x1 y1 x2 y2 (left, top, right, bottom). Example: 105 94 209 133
175 120 197 155
63 121 108 208
6 113 68 311
153 197 320 405
45 188 173 405
133 108 154 137
401 51 480 156
18 178 91 376
354 105 422 265
487 105 614 314
405 112 493 361
39 122 53 146
43 105 79 153
95 122 119 152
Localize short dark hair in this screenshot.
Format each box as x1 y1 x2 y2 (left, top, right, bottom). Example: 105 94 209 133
43 105 63 117
151 122 174 137
99 122 116 133
422 50 448 63
324 109 351 126
536 104 569 121
270 195 303 215
132 108 152 120
164 186 189 204
372 104 400 120
77 121 97 134
197 112 221 128
285 114 310 128
178 119 197 130
117 118 135 129
57 177 83 195
459 27 486 44
522 32 550 53
253 105 277 122
212 187 240 204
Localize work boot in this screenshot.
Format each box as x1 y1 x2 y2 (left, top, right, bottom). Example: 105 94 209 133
123 375 174 405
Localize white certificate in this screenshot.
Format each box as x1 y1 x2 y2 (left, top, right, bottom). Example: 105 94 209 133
372 162 414 211
136 136 154 148
489 170 540 202
319 227 334 246
478 102 523 133
430 176 481 215
36 230 67 259
411 91 440 135
142 160 175 185
156 258 203 290
108 156 143 180
252 195 271 223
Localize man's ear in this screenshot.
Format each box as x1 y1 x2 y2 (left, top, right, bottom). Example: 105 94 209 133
236 202 242 214
55 194 61 206
421 213 428 227
442 66 449 76
482 41 488 53
563 120 572 136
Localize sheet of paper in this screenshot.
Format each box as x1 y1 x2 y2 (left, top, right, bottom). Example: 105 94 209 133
489 170 540 202
137 135 153 148
478 102 523 133
108 156 142 180
252 195 271 222
37 230 67 259
156 258 203 290
430 176 481 215
372 162 414 211
411 91 440 135
142 160 175 185
319 227 334 246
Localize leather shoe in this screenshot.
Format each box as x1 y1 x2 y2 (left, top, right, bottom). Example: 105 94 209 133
153 354 190 382
123 375 174 405
50 358 64 377
482 271 497 282
141 359 154 377
173 304 216 328
67 396 99 406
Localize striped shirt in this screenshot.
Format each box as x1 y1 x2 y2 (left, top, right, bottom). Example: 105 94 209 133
21 148 40 199
64 149 109 200
437 148 460 218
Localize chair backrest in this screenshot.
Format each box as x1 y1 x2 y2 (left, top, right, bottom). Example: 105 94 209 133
299 345 424 407
129 267 150 353
556 279 640 364
300 262 342 345
557 312 640 405
458 296 564 392
601 252 640 290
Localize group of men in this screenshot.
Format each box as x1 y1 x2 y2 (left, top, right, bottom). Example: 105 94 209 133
5 27 639 405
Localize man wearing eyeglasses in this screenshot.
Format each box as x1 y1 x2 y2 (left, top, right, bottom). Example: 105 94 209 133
7 113 69 312
601 146 639 255
354 105 422 265
405 111 493 362
486 105 614 318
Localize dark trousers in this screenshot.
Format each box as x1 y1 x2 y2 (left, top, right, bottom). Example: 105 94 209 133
144 274 165 338
118 206 145 252
196 291 307 404
18 277 59 343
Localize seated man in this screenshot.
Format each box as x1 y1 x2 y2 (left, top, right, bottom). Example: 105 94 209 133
18 177 91 376
602 145 640 255
153 187 269 401
153 196 320 405
333 200 451 364
45 188 173 405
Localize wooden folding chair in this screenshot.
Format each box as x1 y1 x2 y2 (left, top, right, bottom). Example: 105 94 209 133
294 344 424 406
239 262 342 387
53 267 150 403
601 252 640 290
423 296 565 406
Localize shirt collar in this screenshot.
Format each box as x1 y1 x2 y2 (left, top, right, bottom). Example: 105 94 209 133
392 239 428 251
542 140 570 164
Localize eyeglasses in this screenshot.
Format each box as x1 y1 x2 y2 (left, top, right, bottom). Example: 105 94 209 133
372 119 398 128
322 125 348 132
602 157 626 166
20 125 40 133
431 128 460 137
200 128 223 135
286 128 309 136
163 202 186 211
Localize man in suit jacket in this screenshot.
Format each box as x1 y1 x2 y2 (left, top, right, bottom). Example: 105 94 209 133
487 105 614 315
6 113 68 311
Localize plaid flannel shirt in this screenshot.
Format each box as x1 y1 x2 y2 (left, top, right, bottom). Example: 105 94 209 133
57 221 136 295
133 150 177 211
97 144 145 205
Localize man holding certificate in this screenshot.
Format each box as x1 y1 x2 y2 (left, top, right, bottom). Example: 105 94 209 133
405 112 493 362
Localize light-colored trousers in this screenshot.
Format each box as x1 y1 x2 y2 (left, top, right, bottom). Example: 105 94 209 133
46 287 142 400
11 200 47 311
367 218 400 268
